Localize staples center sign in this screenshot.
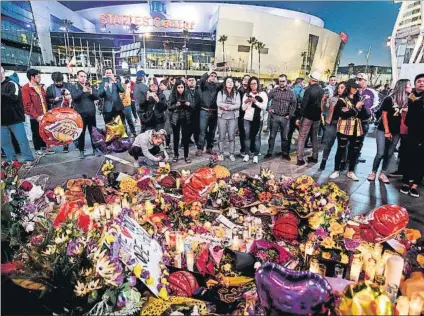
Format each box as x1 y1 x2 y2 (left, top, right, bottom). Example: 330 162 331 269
100 14 195 30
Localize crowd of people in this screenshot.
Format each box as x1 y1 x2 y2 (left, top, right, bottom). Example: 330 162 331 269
1 64 423 198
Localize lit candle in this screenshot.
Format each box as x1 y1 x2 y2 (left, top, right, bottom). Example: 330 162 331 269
382 250 394 264
169 231 176 248
372 243 383 260
305 241 314 256
122 195 130 209
375 259 385 277
99 205 106 217
350 257 362 282
231 236 240 251
176 178 181 190
176 233 184 253
174 253 182 268
309 258 319 274
396 296 410 316
105 206 111 219
92 204 100 221
362 247 371 272
409 295 423 316
145 201 154 216
365 258 376 282
186 250 194 271
384 255 404 289
112 203 122 217
164 231 170 245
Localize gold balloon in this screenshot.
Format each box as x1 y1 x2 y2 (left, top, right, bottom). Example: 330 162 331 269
105 116 128 143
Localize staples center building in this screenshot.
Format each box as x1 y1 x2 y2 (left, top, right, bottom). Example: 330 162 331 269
27 1 344 78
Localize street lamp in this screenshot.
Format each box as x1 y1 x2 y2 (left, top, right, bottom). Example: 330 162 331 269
139 33 151 69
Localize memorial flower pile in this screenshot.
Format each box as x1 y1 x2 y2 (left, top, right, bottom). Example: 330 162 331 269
1 159 423 315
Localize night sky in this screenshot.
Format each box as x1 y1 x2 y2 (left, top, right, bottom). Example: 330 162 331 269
59 1 400 67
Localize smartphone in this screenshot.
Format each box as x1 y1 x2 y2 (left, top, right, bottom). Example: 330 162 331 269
85 82 91 87
360 95 370 102
216 62 226 68
104 77 110 83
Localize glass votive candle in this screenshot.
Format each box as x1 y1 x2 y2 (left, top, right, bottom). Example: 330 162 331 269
318 263 327 277
335 264 344 278
409 294 423 316
365 258 377 281
309 258 319 274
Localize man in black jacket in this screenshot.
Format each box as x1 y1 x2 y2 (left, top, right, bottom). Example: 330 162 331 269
400 74 424 198
1 66 34 165
71 70 101 159
98 67 125 124
196 68 222 156
296 71 325 166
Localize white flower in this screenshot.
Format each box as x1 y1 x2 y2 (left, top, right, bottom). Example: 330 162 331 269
25 222 35 233
319 198 327 206
28 185 44 202
254 262 262 270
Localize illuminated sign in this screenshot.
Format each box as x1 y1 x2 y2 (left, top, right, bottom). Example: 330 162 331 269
100 14 195 30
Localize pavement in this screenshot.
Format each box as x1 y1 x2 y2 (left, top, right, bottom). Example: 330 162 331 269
16 114 424 235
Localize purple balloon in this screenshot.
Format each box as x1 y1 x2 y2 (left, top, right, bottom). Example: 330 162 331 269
91 127 108 153
255 262 334 315
107 138 133 153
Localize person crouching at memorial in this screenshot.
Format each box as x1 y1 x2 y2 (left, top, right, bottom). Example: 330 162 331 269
71 70 102 159
399 74 424 198
98 67 125 124
329 79 369 181
46 71 72 153
22 68 55 156
129 129 169 167
169 79 194 163
242 76 268 164
1 66 35 166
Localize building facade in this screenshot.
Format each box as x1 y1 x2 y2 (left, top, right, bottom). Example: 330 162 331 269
390 1 424 83
3 1 344 79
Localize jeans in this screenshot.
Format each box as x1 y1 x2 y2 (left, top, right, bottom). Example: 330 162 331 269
198 110 217 150
287 116 298 153
78 114 97 152
1 123 34 161
255 121 263 154
268 114 290 155
123 106 136 134
30 119 46 151
218 118 237 155
238 114 246 154
172 119 190 158
130 100 138 119
359 121 370 155
244 119 260 155
297 118 320 161
334 133 364 172
372 130 400 172
322 121 338 161
24 114 32 141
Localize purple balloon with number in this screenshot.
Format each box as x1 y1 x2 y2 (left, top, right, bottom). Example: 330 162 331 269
255 262 334 315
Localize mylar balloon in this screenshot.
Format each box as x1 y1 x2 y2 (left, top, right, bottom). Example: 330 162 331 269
255 262 334 315
39 108 83 146
105 115 128 143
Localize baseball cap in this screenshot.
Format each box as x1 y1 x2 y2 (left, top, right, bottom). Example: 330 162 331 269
346 78 360 89
136 70 146 78
356 73 368 81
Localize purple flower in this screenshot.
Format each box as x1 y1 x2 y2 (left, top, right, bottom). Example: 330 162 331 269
67 240 83 256
316 227 329 239
157 283 164 291
23 203 37 214
85 240 97 254
128 276 137 287
117 294 126 308
141 270 150 279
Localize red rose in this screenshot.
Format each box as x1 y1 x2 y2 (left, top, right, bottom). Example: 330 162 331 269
1 171 6 179
20 180 33 192
12 161 22 168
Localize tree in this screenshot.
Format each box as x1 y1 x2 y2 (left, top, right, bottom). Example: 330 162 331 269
218 35 228 62
255 41 266 77
247 37 257 72
324 69 331 79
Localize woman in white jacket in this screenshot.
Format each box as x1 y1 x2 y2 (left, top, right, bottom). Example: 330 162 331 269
217 77 241 161
242 76 268 163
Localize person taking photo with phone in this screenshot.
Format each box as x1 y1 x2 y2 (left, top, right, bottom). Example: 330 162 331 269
71 70 101 159
98 67 125 124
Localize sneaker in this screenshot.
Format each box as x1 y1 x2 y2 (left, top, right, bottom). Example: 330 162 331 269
217 154 224 161
409 187 420 198
307 156 318 163
79 151 85 159
264 153 272 159
35 150 44 156
253 156 259 164
367 172 377 181
206 149 216 155
329 171 340 179
45 149 56 155
400 184 410 195
388 170 403 178
195 149 203 156
319 160 327 171
347 172 359 181
22 161 35 168
378 173 390 184
229 154 236 162
282 153 291 161
93 148 103 157
243 154 249 162
296 159 306 166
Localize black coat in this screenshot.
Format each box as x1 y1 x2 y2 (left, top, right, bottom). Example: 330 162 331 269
198 72 222 110
169 91 195 126
1 77 25 126
140 92 167 128
46 82 72 109
70 83 100 116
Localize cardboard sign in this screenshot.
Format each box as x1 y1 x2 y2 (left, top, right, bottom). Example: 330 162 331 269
115 215 163 296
